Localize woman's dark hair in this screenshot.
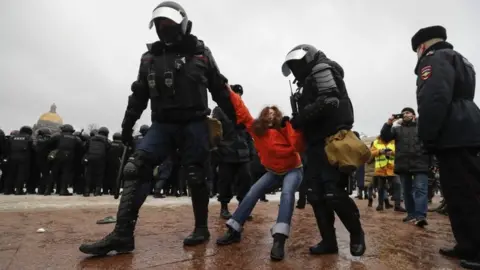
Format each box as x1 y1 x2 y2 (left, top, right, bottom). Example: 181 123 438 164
252 106 283 137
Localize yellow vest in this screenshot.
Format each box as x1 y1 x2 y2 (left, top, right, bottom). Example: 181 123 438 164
373 139 395 169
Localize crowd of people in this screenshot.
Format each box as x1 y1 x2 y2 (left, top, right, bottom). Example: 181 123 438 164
2 1 480 269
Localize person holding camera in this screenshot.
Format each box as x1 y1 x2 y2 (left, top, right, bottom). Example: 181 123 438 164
380 107 429 227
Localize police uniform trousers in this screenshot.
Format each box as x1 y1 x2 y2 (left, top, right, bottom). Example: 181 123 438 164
36 156 51 194
304 143 364 244
437 147 480 256
113 120 210 235
51 155 75 194
85 157 107 194
5 158 30 194
217 162 252 204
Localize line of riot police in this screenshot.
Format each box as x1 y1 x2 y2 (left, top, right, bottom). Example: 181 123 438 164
0 122 268 200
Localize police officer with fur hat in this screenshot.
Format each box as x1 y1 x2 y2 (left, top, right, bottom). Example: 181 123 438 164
412 25 480 269
79 1 237 256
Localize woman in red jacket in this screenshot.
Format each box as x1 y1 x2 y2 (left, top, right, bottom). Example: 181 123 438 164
216 88 304 261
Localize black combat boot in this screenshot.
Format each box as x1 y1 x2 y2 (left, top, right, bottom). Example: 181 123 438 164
79 179 141 255
94 187 102 196
183 185 210 246
216 225 241 245
310 203 339 255
368 198 373 207
59 187 72 196
270 234 287 261
153 189 165 198
220 203 232 220
331 197 366 256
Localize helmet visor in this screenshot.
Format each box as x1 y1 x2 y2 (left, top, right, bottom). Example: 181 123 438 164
281 49 307 77
148 6 184 29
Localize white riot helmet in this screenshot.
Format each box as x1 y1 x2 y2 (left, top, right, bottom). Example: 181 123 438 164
149 1 191 45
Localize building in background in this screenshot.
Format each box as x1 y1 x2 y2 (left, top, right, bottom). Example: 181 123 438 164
33 103 63 135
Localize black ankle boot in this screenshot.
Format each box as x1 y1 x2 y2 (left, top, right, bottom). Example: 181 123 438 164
220 203 232 220
183 227 210 246
270 234 287 261
216 226 241 245
350 231 366 256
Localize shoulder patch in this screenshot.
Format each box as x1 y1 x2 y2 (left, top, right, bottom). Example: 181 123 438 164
420 65 432 80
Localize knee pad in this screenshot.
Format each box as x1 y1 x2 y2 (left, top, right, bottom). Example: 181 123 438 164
123 150 154 182
184 165 205 186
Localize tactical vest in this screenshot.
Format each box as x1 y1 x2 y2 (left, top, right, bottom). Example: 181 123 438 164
145 47 209 113
373 139 395 169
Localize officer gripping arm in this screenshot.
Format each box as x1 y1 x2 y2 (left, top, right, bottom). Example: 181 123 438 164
121 56 151 146
416 53 455 144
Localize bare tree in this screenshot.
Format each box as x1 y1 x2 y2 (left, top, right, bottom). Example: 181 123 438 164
87 123 100 133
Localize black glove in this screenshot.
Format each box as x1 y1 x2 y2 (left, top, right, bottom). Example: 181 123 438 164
121 128 133 147
289 113 304 130
281 116 290 128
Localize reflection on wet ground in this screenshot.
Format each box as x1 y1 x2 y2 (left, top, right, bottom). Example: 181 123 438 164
0 198 460 270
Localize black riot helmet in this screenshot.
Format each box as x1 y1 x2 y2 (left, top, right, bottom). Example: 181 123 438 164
231 84 243 96
19 126 33 135
10 130 19 136
60 124 75 133
38 128 52 136
81 133 90 141
98 127 109 137
139 125 149 136
112 132 122 141
0 129 5 137
73 131 81 137
149 1 192 45
90 129 98 137
281 44 321 81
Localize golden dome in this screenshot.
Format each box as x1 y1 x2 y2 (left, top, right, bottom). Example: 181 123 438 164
38 103 63 125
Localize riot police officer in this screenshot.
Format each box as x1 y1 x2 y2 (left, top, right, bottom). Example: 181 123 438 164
79 1 237 255
35 128 52 195
5 126 34 195
282 45 366 256
48 124 83 196
212 84 253 219
133 124 149 149
84 127 110 196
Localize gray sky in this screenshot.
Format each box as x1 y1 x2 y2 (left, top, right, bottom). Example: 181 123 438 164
1 0 479 135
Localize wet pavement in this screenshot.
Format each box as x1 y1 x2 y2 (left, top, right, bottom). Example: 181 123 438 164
0 195 461 270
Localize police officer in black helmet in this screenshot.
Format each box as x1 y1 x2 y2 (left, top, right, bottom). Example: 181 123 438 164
282 44 366 257
79 1 237 255
84 126 110 196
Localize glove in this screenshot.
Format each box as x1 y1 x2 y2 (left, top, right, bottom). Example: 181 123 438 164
121 128 134 147
280 116 290 128
289 113 304 130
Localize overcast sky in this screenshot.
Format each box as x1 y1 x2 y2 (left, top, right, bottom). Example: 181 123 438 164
1 0 479 135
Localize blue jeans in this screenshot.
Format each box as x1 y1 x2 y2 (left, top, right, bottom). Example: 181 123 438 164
227 168 303 237
400 173 428 219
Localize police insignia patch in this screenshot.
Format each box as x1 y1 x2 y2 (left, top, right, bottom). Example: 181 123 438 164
421 65 432 80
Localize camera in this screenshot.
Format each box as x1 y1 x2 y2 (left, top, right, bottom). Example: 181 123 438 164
393 113 403 119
